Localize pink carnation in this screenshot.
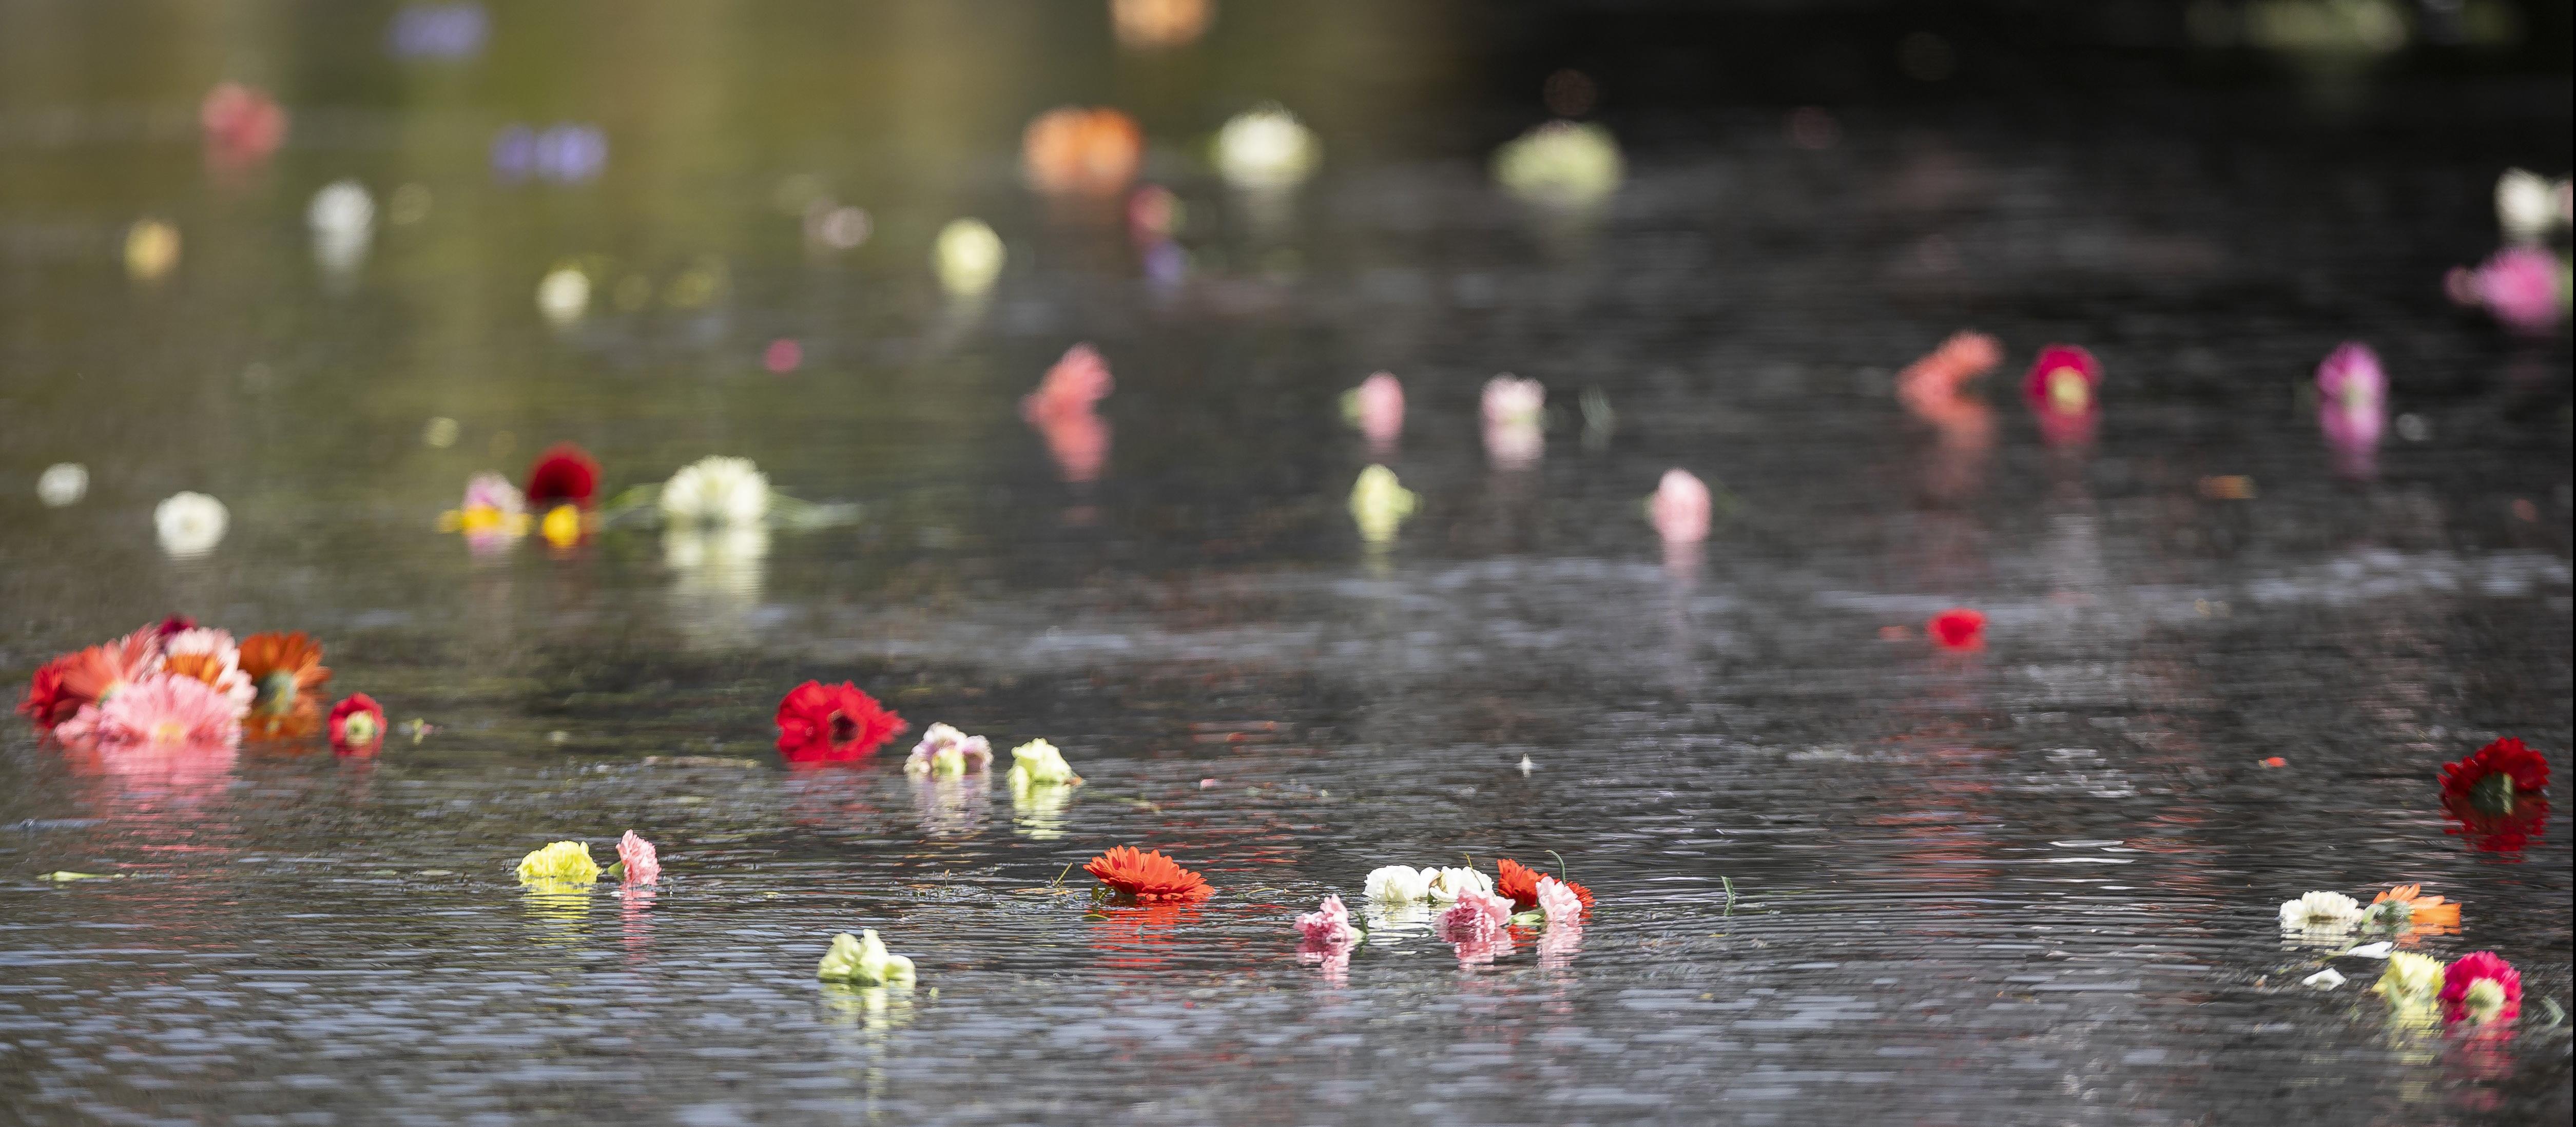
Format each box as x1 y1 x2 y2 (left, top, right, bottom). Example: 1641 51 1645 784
1535 875 1584 925
1295 893 1360 948
616 830 660 883
1438 888 1512 944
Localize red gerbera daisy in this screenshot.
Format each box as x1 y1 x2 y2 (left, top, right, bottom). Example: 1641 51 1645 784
1085 846 1213 903
2439 950 2523 1024
2440 737 2551 852
1927 608 1986 651
328 693 386 755
772 681 906 764
1495 856 1594 912
523 442 602 509
20 654 79 729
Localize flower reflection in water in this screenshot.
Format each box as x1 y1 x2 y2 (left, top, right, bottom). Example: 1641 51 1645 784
1010 781 1075 840
520 881 594 945
1090 903 1199 983
1536 922 1583 969
665 524 769 647
911 770 988 839
618 884 657 966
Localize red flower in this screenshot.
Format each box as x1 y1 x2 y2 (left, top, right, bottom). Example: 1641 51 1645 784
2022 344 2100 446
328 694 386 755
20 654 78 729
1494 857 1594 912
2441 738 2552 852
523 442 602 509
1927 608 1986 651
22 631 163 730
199 82 287 169
238 631 332 740
2440 951 2523 1024
1084 846 1213 903
153 616 197 640
772 681 906 763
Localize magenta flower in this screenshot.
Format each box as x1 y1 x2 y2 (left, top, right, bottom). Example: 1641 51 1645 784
2314 341 2385 478
1650 469 1712 545
616 830 660 883
66 673 241 749
1295 893 1361 949
2447 246 2565 334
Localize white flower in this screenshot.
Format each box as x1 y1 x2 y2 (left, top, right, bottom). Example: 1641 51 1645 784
154 492 228 558
1214 105 1318 191
36 463 87 507
933 218 1005 296
2302 968 2345 989
903 723 993 777
1494 121 1624 207
535 266 590 324
307 180 375 277
816 929 915 985
2278 890 2362 931
1422 865 1492 904
661 456 770 526
1364 865 1432 903
1005 739 1081 791
1481 375 1545 426
2495 168 2570 244
2345 942 2394 960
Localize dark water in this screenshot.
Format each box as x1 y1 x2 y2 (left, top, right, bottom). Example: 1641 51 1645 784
3 4 2573 1124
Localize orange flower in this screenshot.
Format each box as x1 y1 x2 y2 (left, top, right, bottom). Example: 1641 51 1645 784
1495 857 1595 912
237 631 332 739
2370 884 2462 931
1084 846 1212 903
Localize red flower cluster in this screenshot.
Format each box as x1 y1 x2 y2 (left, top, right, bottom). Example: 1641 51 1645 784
1927 608 1986 651
523 442 601 509
1494 857 1593 914
2440 737 2551 852
1085 846 1213 903
773 681 906 764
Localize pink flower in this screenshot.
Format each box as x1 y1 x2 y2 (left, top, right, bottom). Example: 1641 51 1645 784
200 82 287 171
2448 247 2564 334
1896 331 2002 421
1353 372 1404 453
1438 888 1512 944
1023 345 1115 483
72 673 241 749
2315 341 2385 478
1482 376 1544 426
1536 921 1583 968
616 830 661 884
1535 875 1584 925
2022 344 2101 448
1650 469 1712 545
1295 893 1360 949
2440 950 2523 1024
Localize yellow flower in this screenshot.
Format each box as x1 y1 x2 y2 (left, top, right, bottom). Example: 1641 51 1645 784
1005 739 1082 792
2373 951 2445 1006
817 929 915 985
539 504 583 548
516 841 601 883
1349 465 1417 545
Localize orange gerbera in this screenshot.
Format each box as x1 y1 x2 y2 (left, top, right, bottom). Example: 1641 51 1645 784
2369 884 2462 931
1084 846 1213 903
1495 857 1594 912
237 631 331 739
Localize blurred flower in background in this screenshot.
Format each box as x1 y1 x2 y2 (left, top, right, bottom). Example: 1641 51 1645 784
934 219 1005 297
1214 105 1318 192
1348 465 1416 546
1022 345 1115 483
386 2 488 61
2022 344 2101 448
1341 372 1404 457
492 124 608 184
2314 341 2385 479
535 264 591 324
1481 375 1545 470
1111 0 1211 50
2494 168 2572 244
200 83 286 171
36 463 87 508
153 492 228 558
1649 469 1712 546
1023 107 1144 196
1494 121 1624 208
123 219 180 283
306 180 376 283
2446 246 2567 334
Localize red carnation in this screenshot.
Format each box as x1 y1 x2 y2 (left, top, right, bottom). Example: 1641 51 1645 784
773 681 906 764
2439 950 2523 1024
18 654 76 728
1927 608 1986 651
328 694 386 755
1495 856 1594 912
2023 344 2100 447
2440 737 2551 852
524 442 602 509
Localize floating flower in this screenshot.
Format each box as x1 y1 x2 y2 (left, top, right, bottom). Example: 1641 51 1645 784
2441 736 2551 852
124 219 181 282
2441 951 2522 1024
1437 887 1513 944
661 456 770 527
2364 884 2461 931
439 472 529 548
328 693 385 754
161 628 254 713
2279 890 2364 932
307 180 374 277
1342 372 1404 454
1214 105 1319 192
536 265 590 324
36 462 87 507
524 442 601 510
2446 246 2565 334
934 218 1005 297
1348 465 1416 546
1649 469 1712 546
616 830 660 883
1086 846 1213 903
199 82 286 170
903 723 994 777
1896 331 2002 421
154 492 229 557
1482 375 1544 427
68 674 241 749
773 681 906 764
2496 168 2572 244
1927 608 1986 651
238 631 331 740
2022 344 2101 447
2315 341 2386 478
1364 865 1434 903
23 630 163 730
1493 121 1623 208
1493 857 1594 914
1022 107 1144 196
1534 876 1585 926
2375 951 2447 1007
1005 739 1083 791
1295 893 1362 949
1023 345 1115 483
1422 865 1493 904
1111 0 1211 49
517 840 601 883
817 929 916 985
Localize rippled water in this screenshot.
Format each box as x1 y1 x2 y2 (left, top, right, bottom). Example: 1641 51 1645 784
3 7 2573 1125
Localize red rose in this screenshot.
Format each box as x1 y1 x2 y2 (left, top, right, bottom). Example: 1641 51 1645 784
524 442 602 509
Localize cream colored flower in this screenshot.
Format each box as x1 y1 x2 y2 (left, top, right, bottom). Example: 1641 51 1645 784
817 928 916 985
36 463 86 507
2278 890 2362 931
2373 951 2445 1005
1005 739 1082 791
1423 865 1492 904
154 492 228 558
661 456 770 526
535 265 590 324
516 840 601 883
1348 465 1416 546
933 218 1005 296
2496 168 2571 244
1364 864 1432 903
1494 121 1624 208
1214 105 1318 191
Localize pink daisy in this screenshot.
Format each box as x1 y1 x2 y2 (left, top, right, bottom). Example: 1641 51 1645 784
80 673 241 748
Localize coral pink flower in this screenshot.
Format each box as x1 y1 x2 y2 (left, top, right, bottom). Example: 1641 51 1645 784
1295 893 1361 948
2447 247 2564 334
1353 372 1404 454
772 681 906 764
1896 331 2002 421
76 673 241 749
2441 951 2524 1024
1021 107 1144 196
616 830 661 883
2022 344 2101 447
1535 876 1584 925
162 628 254 713
200 83 287 170
26 630 164 731
328 694 385 754
1650 469 1712 545
523 442 602 509
1087 846 1215 903
1023 345 1115 483
2315 342 2386 479
1927 608 1986 651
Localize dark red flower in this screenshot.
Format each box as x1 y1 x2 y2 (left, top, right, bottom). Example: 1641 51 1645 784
523 443 602 509
2441 737 2551 852
1495 856 1594 913
2022 344 2100 447
2440 951 2523 1024
1927 608 1986 651
18 654 77 728
773 681 906 764
1085 846 1213 903
328 694 386 755
153 616 197 640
